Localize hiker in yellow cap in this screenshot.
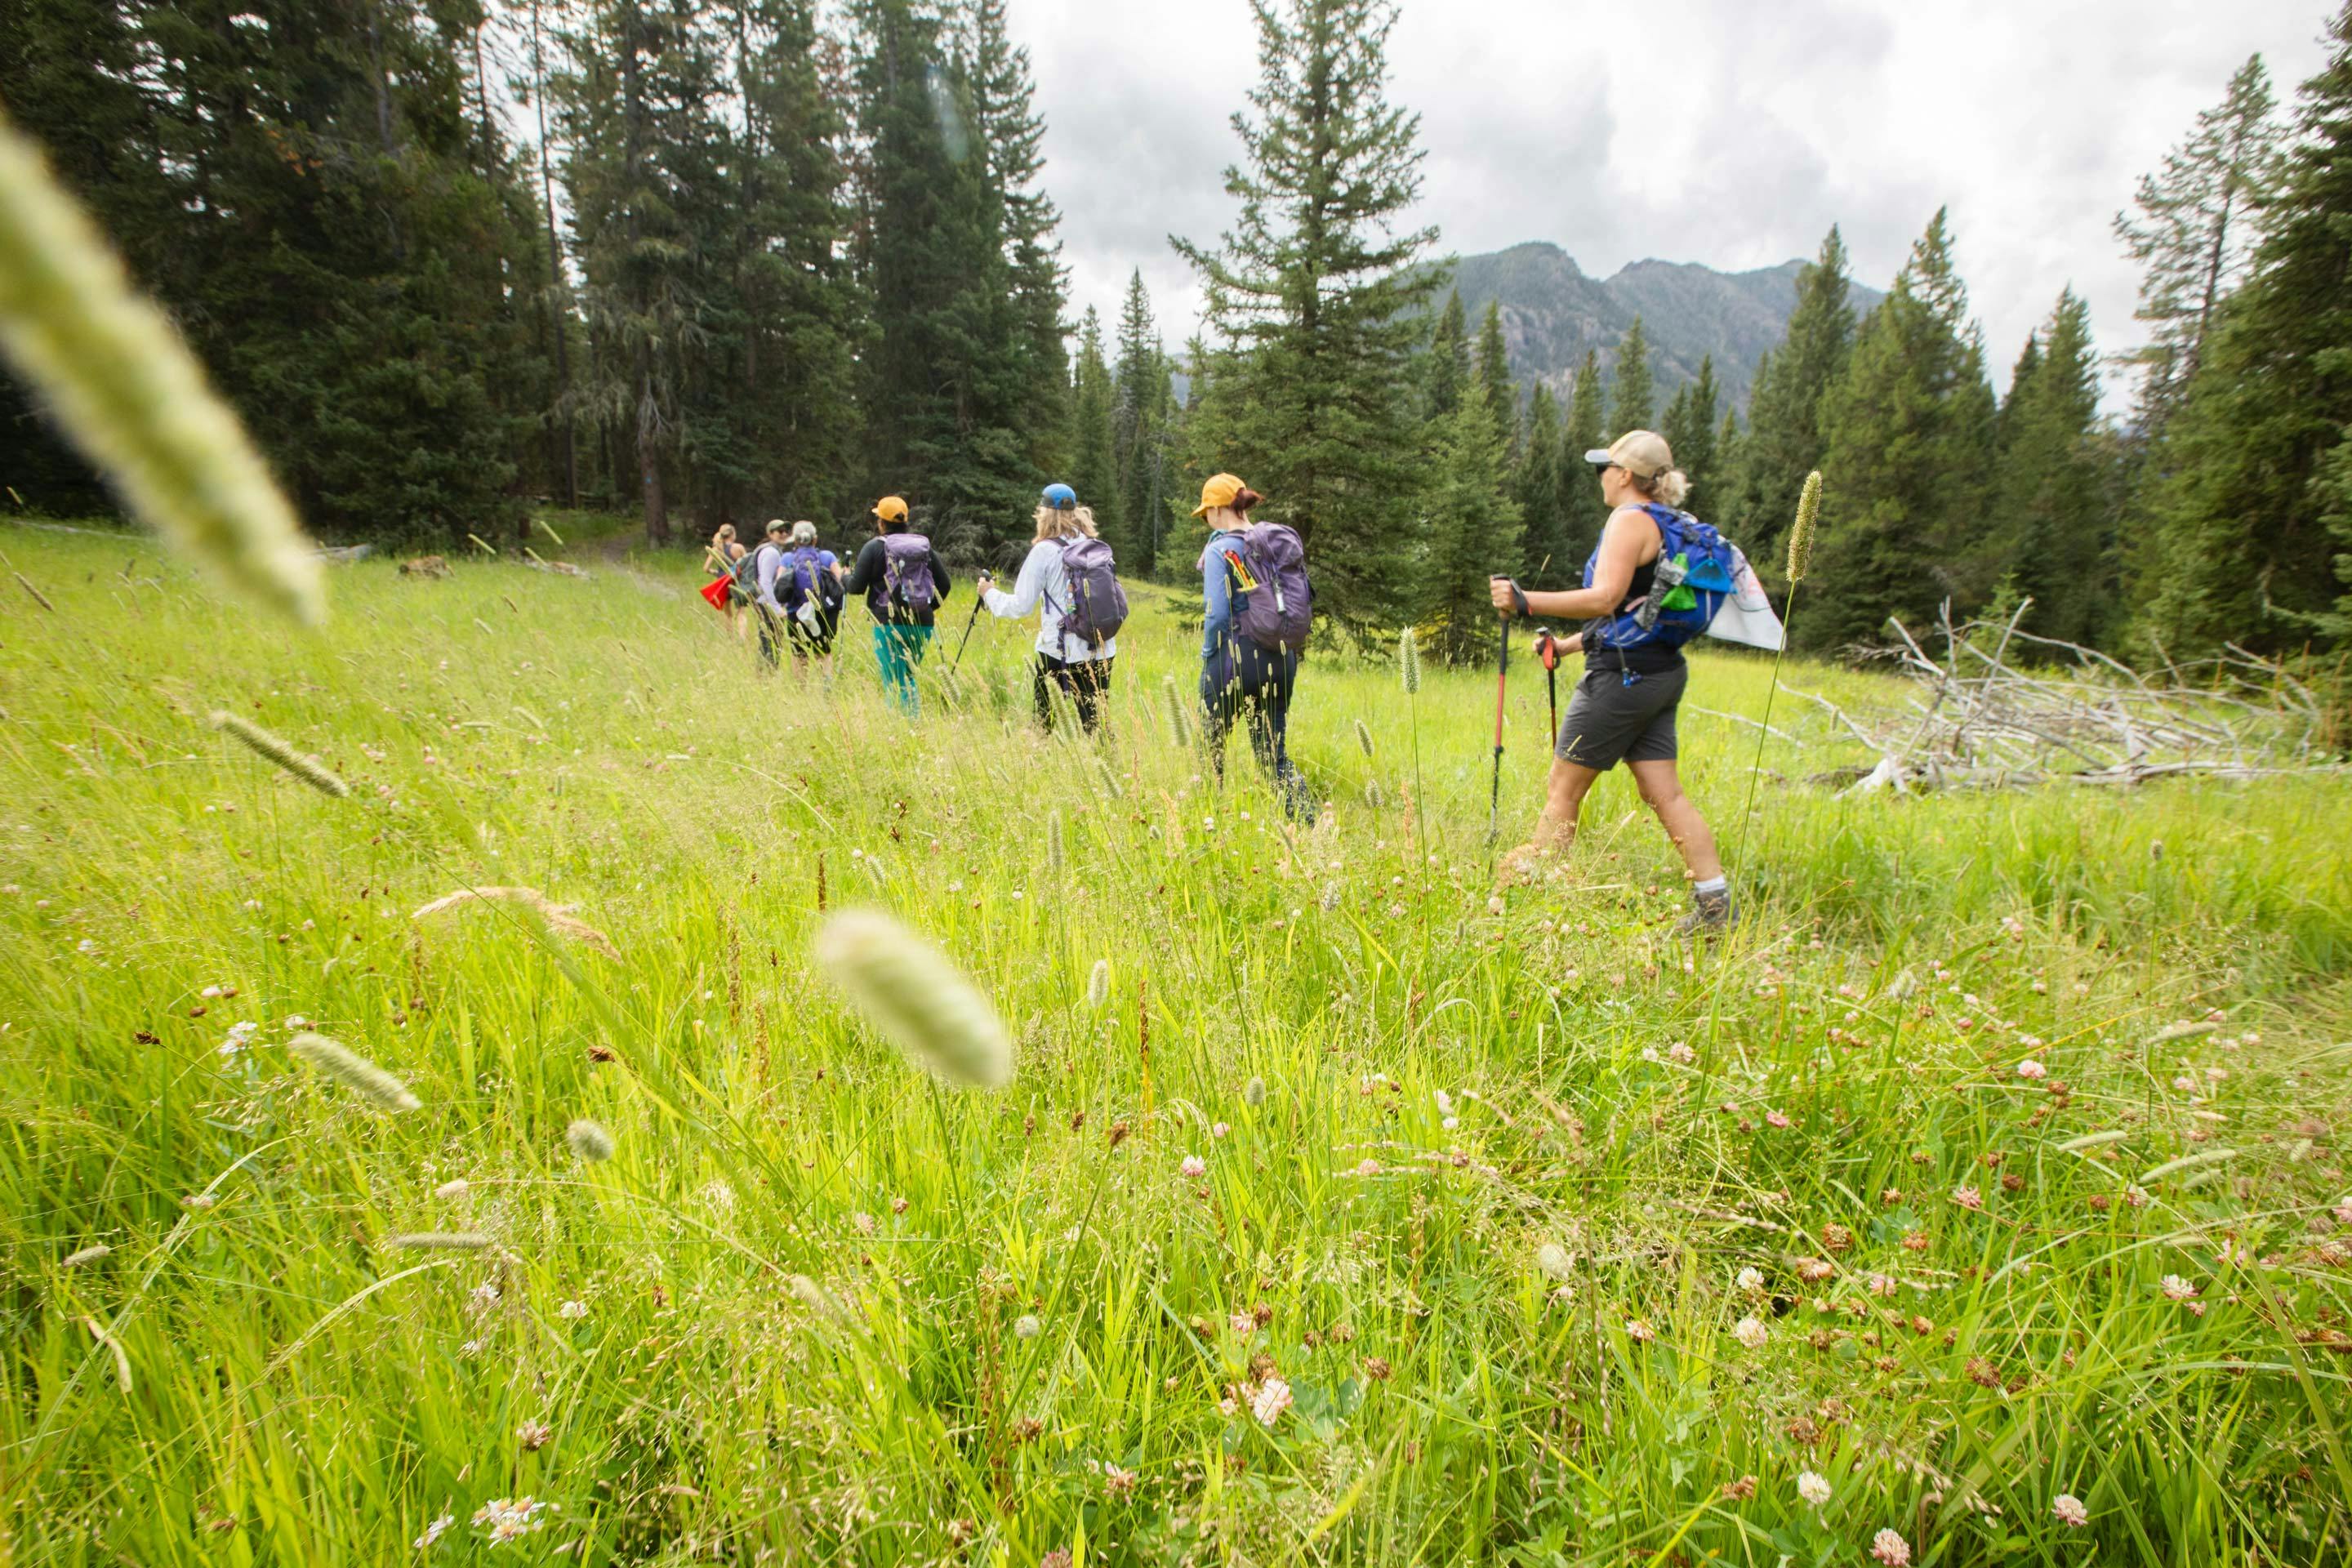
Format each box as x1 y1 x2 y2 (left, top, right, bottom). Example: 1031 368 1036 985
1195 474 1315 821
839 495 951 715
1486 430 1731 933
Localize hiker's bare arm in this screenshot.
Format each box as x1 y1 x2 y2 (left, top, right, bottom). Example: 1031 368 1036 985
1490 509 1655 619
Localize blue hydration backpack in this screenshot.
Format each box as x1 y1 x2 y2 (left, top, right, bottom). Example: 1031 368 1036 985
1582 503 1740 655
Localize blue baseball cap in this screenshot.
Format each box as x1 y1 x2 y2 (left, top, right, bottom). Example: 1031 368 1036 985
1041 482 1077 510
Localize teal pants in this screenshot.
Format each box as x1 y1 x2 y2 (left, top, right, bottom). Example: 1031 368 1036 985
872 623 933 714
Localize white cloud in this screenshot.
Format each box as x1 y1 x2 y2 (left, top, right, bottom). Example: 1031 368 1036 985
1013 0 2335 404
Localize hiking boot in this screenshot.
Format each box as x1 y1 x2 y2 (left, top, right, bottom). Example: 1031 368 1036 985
1673 885 1735 938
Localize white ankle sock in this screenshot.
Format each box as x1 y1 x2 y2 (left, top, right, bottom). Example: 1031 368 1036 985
1693 876 1728 897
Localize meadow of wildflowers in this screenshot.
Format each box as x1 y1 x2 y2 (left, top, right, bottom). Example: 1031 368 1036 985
2 523 2349 1564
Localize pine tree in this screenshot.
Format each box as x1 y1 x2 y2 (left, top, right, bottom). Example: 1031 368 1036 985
1172 0 1441 633
1662 354 1719 505
684 0 866 530
1808 208 1998 651
1609 314 1654 434
1424 290 1468 419
1989 290 2110 644
1419 364 1524 661
1069 306 1118 525
848 0 1036 558
1474 299 1517 461
1728 226 1855 569
1512 382 1568 580
968 0 1068 480
1563 348 1609 553
2114 54 2284 442
2140 6 2352 655
1111 271 1172 572
561 0 733 543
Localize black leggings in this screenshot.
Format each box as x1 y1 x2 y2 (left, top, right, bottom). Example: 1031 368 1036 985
1035 653 1113 733
1201 641 1312 820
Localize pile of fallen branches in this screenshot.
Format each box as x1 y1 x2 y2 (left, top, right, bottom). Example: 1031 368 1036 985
1784 599 2338 792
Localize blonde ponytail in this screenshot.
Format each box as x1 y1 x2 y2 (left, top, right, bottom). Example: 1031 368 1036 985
1631 466 1690 510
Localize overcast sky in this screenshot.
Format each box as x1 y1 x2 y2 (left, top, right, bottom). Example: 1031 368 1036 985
1009 0 2335 406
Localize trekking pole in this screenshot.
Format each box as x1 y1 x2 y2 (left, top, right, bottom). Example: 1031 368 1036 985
1486 596 1512 849
947 586 987 675
1537 630 1559 744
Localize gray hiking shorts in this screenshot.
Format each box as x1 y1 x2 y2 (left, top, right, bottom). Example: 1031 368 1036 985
1555 662 1687 771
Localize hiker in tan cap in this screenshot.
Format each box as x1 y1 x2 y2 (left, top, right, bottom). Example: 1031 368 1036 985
1488 430 1733 934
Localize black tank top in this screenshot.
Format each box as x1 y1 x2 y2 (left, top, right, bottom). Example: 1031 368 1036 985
1584 537 1685 675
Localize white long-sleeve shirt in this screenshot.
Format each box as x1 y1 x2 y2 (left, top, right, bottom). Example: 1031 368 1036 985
982 539 1116 663
753 542 786 612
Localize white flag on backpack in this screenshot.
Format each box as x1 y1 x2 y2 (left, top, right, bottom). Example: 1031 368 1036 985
1705 546 1785 652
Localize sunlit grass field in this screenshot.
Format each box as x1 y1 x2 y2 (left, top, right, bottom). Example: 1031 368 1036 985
2 521 2349 1566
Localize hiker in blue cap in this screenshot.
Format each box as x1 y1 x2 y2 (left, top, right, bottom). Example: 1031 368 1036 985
974 483 1129 733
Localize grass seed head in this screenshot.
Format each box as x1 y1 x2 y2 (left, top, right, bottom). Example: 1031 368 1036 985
1160 674 1192 746
1047 809 1065 876
1354 719 1374 757
0 112 324 623
1536 1242 1571 1281
1086 958 1110 1011
287 1032 419 1111
209 711 349 798
1244 1076 1267 1107
1786 470 1822 584
1398 627 1422 694
565 1118 614 1163
814 910 1014 1090
386 1232 493 1251
63 1244 111 1267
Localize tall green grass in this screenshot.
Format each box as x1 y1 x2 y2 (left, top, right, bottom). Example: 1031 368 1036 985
1 526 2347 1565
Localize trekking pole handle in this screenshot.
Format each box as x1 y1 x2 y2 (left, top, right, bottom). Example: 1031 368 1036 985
1491 577 1529 620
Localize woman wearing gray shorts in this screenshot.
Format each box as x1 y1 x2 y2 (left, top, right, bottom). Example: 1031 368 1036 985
1488 430 1731 935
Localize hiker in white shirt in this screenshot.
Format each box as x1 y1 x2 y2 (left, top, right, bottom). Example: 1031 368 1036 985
976 483 1119 733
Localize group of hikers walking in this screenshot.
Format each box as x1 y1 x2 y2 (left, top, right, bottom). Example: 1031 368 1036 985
700 426 1761 935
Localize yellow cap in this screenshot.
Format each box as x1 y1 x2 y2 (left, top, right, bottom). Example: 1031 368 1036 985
871 495 909 523
1583 430 1674 480
1190 473 1248 518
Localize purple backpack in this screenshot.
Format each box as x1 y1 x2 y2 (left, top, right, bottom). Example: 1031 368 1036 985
880 532 937 618
1046 536 1129 653
1231 522 1312 653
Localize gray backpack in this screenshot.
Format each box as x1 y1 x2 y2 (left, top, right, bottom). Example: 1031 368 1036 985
1045 536 1129 653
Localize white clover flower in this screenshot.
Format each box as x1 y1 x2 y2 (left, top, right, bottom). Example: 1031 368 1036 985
1250 1376 1293 1427
1796 1470 1831 1507
1735 1267 1765 1296
558 1299 589 1321
2016 1059 2046 1080
1731 1316 1767 1350
2053 1494 2088 1527
1180 1155 1206 1179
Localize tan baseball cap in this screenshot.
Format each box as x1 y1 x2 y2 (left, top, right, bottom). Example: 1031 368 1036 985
871 495 909 523
1584 430 1674 480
